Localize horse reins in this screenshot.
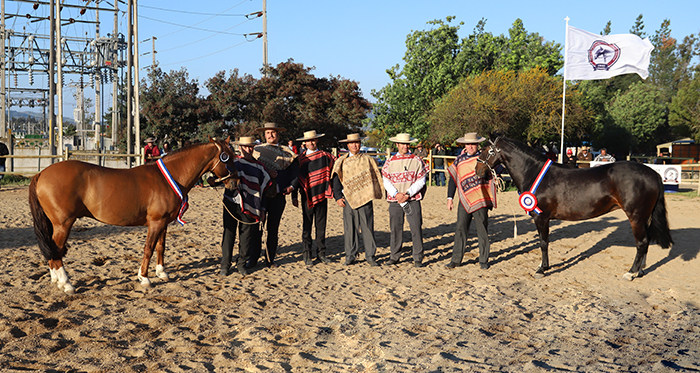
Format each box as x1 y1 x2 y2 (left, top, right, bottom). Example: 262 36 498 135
478 137 519 238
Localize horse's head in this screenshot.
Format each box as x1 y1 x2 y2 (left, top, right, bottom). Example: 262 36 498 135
209 136 239 190
475 134 503 178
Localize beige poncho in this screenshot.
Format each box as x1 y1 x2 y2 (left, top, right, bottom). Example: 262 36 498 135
331 153 383 209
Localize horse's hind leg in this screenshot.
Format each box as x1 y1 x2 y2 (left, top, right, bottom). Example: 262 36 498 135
623 219 649 281
155 227 169 281
48 219 77 294
533 217 551 279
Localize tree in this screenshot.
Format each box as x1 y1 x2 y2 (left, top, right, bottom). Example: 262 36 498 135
607 81 668 153
428 68 591 146
371 17 563 147
140 67 204 146
205 60 372 148
669 73 700 141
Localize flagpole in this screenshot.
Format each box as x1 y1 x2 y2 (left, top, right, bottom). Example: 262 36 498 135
559 16 570 164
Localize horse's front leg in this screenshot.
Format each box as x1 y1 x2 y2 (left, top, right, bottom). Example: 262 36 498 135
138 222 166 288
155 226 169 281
623 220 650 281
533 216 551 278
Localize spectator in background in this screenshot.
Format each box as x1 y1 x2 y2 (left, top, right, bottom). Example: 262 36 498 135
563 149 577 167
0 140 9 184
594 148 615 162
577 147 593 168
287 140 299 155
414 143 428 160
432 143 446 186
143 138 160 164
162 142 172 156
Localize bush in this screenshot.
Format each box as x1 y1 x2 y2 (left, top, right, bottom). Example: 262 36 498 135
0 174 31 186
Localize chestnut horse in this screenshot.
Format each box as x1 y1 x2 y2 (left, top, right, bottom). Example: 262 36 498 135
28 137 238 294
475 136 673 280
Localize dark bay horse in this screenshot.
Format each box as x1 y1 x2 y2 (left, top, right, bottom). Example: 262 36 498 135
29 137 238 294
475 136 673 280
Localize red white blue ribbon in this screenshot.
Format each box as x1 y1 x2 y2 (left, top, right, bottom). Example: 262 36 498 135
157 159 189 225
518 159 552 215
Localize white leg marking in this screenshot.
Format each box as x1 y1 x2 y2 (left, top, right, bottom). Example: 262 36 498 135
49 267 58 283
137 271 152 288
622 272 636 281
155 265 169 281
55 267 75 294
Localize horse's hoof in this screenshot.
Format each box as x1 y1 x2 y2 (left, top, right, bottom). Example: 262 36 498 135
155 265 169 281
137 273 152 288
64 285 76 295
533 272 545 279
622 272 635 281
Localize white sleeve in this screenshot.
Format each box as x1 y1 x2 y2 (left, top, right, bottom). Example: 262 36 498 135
406 175 426 197
383 176 399 198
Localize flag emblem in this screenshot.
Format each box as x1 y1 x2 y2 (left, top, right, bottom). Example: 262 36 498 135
588 41 620 71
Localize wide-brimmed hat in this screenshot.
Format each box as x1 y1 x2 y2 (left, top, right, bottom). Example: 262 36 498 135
233 136 257 147
144 137 155 143
456 132 486 144
388 133 418 144
296 130 325 141
338 133 367 143
255 122 286 133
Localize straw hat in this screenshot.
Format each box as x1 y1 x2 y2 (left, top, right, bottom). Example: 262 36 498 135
456 132 486 144
144 137 155 143
296 130 325 141
388 133 418 144
255 122 286 132
338 133 367 143
233 136 257 147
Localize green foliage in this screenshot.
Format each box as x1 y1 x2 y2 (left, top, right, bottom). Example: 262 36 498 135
206 60 372 148
607 81 668 152
669 74 700 141
428 68 591 146
63 124 77 137
371 17 563 148
140 67 203 146
0 174 30 186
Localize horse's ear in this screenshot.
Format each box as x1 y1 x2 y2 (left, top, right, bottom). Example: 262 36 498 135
208 136 215 143
225 135 231 143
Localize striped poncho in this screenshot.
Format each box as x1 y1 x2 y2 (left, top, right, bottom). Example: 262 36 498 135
298 149 335 208
232 157 272 221
447 151 497 214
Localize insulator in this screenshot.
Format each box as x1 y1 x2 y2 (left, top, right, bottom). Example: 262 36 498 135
61 74 64 85
80 74 84 88
90 73 95 88
14 74 18 87
28 70 33 85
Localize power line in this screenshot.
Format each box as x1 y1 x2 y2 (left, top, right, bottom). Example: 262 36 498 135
139 4 247 17
158 19 252 53
139 15 247 36
160 39 251 67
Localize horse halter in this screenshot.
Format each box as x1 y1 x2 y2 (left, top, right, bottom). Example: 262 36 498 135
476 137 502 168
210 142 234 183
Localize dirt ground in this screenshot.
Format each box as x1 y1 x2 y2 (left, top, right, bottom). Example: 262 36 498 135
0 184 698 372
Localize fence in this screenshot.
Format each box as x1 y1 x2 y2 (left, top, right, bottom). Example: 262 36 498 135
0 149 142 177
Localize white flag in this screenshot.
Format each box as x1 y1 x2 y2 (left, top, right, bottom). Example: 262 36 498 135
565 25 654 80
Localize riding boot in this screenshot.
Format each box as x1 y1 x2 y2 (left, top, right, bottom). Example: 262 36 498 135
303 249 314 266
318 250 332 264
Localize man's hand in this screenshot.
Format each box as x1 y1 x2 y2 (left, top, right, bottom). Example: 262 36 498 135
282 186 294 195
206 176 217 187
336 198 346 208
447 199 453 211
396 192 409 204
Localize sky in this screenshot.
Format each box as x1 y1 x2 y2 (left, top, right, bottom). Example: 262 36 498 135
4 0 700 116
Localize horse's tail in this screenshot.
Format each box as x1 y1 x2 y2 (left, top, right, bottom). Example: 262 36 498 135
29 174 60 261
647 179 673 249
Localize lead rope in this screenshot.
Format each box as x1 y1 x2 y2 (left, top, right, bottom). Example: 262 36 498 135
492 168 518 239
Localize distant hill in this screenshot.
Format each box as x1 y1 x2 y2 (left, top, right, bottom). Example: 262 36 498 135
9 109 75 124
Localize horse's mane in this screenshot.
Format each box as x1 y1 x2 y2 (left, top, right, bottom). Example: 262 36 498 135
160 139 226 159
500 137 550 163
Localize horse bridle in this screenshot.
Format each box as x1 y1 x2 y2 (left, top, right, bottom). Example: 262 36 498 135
476 137 502 170
211 142 235 183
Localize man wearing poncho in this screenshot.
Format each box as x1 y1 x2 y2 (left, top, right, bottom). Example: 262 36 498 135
253 122 300 268
291 130 335 265
446 133 497 270
331 133 383 267
381 133 428 267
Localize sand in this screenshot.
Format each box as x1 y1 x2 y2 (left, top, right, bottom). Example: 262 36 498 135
0 184 698 372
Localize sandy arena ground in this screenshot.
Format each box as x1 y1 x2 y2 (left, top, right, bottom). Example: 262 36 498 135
0 183 698 372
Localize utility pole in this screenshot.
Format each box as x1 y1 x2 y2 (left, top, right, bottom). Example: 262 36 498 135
112 0 119 145
262 0 267 76
55 0 64 156
1 0 6 139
